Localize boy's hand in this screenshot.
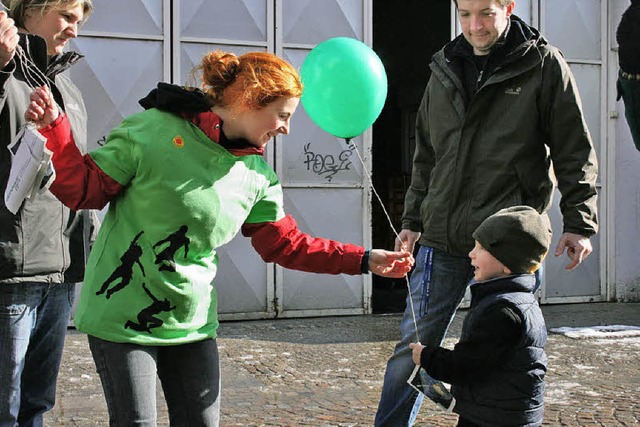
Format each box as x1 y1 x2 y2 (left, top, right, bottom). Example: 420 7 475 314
25 85 59 129
409 342 425 365
369 249 414 278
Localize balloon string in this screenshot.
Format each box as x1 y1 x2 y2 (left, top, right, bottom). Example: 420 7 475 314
347 138 420 342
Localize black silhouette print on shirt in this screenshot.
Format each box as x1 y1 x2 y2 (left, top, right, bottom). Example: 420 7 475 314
152 225 190 272
96 231 146 299
124 282 176 333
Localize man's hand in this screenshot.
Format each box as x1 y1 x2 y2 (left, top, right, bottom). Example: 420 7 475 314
0 11 19 69
409 342 425 365
368 249 414 278
554 232 592 270
394 229 421 253
25 85 59 129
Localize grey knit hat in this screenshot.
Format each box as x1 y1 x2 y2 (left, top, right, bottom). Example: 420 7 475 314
472 206 552 274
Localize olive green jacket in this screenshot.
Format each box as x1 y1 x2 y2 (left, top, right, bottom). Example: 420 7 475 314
402 17 598 256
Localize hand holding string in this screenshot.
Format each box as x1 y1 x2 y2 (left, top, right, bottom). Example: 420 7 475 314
369 249 414 278
25 85 59 129
0 11 19 69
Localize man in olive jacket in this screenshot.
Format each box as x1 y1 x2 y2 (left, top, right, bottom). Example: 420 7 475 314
375 0 598 425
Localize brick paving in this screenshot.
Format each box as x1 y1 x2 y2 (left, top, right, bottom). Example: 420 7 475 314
45 303 640 426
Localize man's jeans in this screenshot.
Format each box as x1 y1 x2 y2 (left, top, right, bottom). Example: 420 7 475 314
0 282 75 427
374 246 474 427
618 74 640 152
88 336 221 426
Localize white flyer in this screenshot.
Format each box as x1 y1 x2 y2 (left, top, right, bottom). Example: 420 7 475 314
4 124 54 214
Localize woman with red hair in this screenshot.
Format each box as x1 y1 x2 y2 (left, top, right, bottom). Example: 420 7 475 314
26 50 413 426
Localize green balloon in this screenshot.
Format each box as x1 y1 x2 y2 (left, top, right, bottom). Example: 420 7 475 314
301 37 388 139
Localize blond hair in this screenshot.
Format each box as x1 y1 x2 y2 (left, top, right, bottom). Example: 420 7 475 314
3 0 93 29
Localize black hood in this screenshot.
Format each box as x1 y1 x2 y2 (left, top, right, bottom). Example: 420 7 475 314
138 82 262 154
139 82 212 114
440 15 547 104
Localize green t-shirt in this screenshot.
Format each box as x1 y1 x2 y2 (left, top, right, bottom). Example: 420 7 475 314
74 109 284 345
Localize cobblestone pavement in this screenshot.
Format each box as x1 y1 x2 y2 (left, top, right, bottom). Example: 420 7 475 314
46 303 640 426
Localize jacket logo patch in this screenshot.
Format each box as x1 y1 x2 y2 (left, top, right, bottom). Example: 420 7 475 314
173 136 185 148
505 87 522 95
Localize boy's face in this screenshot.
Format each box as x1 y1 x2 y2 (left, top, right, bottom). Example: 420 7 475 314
468 241 511 282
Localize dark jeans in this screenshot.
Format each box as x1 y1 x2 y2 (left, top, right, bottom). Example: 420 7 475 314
88 336 221 426
0 282 75 427
618 73 640 152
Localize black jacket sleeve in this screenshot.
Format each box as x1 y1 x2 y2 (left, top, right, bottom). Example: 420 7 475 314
420 303 523 385
617 3 640 74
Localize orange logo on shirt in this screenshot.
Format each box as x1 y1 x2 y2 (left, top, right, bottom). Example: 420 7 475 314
173 136 185 148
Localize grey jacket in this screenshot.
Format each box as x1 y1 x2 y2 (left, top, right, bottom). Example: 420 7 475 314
402 17 598 256
0 34 97 284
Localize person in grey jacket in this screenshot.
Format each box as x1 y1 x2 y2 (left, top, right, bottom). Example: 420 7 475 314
375 0 598 425
0 1 95 425
410 206 550 427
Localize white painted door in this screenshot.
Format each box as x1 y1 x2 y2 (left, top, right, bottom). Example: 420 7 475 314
275 0 372 317
538 0 606 303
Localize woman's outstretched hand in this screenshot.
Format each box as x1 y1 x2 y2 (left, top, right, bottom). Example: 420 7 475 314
25 85 59 129
368 249 414 278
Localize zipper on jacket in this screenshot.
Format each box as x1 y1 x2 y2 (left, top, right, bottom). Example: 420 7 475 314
60 204 69 277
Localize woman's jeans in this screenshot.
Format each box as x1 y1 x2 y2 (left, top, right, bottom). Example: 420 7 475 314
88 335 221 427
0 281 75 427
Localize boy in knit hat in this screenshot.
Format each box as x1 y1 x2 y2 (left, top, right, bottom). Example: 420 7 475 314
409 206 551 427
